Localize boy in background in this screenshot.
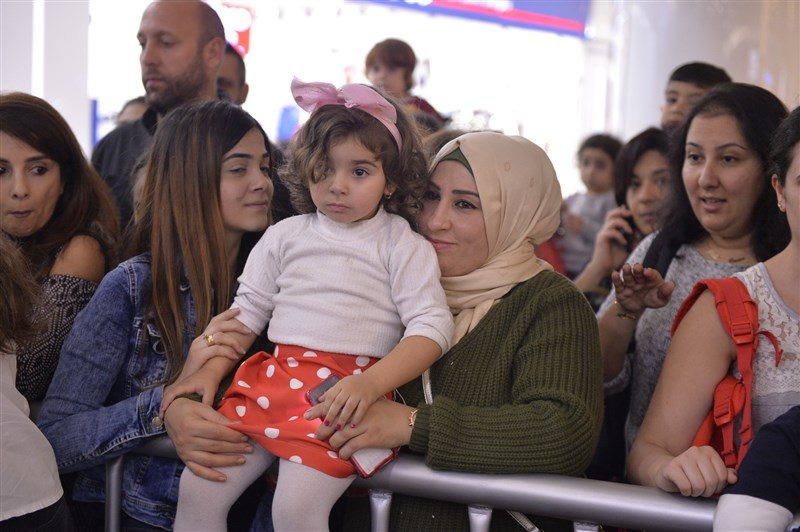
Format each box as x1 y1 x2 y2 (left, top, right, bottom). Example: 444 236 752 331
661 61 731 131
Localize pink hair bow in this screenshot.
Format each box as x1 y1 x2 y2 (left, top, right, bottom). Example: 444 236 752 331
291 77 403 150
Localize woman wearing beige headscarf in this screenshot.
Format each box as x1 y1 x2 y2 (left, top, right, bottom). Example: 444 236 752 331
312 131 603 531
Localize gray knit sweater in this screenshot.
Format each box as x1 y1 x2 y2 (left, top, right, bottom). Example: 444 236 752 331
599 232 747 450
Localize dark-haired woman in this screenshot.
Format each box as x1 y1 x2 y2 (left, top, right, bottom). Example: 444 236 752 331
37 100 273 530
628 106 800 516
0 92 120 401
574 127 671 302
597 83 790 453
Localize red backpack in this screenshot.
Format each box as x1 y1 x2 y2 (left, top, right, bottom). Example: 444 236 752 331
672 277 783 469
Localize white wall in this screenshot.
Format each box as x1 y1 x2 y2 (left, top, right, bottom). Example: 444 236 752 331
608 0 800 141
1 0 91 154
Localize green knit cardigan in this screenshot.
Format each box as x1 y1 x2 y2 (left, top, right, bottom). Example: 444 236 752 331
347 270 603 531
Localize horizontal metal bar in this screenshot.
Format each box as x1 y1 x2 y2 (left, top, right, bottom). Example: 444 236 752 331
352 455 716 532
131 436 717 531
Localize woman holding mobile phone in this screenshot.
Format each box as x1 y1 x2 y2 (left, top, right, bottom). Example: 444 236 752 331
573 127 672 302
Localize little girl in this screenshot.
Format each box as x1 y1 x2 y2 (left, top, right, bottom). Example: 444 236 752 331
169 78 454 531
559 133 622 279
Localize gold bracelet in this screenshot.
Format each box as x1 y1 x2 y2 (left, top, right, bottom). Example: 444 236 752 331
614 299 639 321
408 409 419 427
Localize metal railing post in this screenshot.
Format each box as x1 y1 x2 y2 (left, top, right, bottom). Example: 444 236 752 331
104 455 124 532
467 505 493 532
368 489 392 532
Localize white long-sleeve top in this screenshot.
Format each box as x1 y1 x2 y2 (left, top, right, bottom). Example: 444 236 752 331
234 208 453 357
1 349 63 520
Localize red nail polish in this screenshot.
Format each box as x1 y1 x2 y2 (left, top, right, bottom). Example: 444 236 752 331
350 423 356 428
324 420 330 426
335 424 342 430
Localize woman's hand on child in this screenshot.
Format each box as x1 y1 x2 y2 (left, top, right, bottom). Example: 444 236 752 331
319 373 382 430
655 445 738 497
611 262 675 317
181 308 250 379
161 365 223 415
164 398 253 482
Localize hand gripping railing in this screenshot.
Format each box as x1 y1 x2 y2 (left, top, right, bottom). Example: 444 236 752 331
105 434 721 532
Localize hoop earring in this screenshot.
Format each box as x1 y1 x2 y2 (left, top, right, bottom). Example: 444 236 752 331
384 192 393 200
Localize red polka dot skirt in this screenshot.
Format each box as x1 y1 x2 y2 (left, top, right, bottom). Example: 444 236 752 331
218 344 381 478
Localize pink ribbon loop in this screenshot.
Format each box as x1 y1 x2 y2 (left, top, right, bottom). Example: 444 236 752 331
291 77 403 151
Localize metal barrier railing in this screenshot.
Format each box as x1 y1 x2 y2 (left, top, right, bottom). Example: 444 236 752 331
104 435 721 532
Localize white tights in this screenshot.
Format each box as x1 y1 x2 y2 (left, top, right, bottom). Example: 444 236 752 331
174 445 355 532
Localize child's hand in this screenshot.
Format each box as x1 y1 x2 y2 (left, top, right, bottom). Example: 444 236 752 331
161 365 222 415
320 373 382 430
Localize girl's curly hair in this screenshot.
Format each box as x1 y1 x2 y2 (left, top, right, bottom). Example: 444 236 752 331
281 87 428 229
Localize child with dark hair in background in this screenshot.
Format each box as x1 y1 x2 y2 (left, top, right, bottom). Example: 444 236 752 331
660 61 731 131
365 38 448 133
560 133 622 279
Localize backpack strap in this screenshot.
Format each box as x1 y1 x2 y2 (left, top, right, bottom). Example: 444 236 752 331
675 277 758 469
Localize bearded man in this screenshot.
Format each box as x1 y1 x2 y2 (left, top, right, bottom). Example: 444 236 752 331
92 0 224 230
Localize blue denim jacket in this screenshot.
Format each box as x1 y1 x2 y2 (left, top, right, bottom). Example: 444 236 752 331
38 253 195 530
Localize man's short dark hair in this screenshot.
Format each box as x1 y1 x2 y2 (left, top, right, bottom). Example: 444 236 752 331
668 62 731 89
225 42 246 85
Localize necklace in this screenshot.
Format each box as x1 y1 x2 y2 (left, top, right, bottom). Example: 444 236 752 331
706 241 747 263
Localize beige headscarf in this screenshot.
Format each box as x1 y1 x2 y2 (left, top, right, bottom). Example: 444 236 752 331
430 132 563 343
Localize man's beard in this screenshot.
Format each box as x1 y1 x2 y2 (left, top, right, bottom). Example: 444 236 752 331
145 53 207 116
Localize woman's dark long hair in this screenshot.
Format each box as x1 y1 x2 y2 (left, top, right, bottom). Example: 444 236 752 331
613 127 670 240
644 83 789 274
0 92 120 278
769 105 800 189
0 234 41 351
129 100 271 382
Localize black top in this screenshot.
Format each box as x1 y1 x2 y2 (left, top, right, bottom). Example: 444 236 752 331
91 107 157 229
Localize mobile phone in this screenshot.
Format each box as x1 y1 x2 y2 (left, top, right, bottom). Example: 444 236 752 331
305 374 396 478
351 447 397 478
305 375 341 406
619 208 637 250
